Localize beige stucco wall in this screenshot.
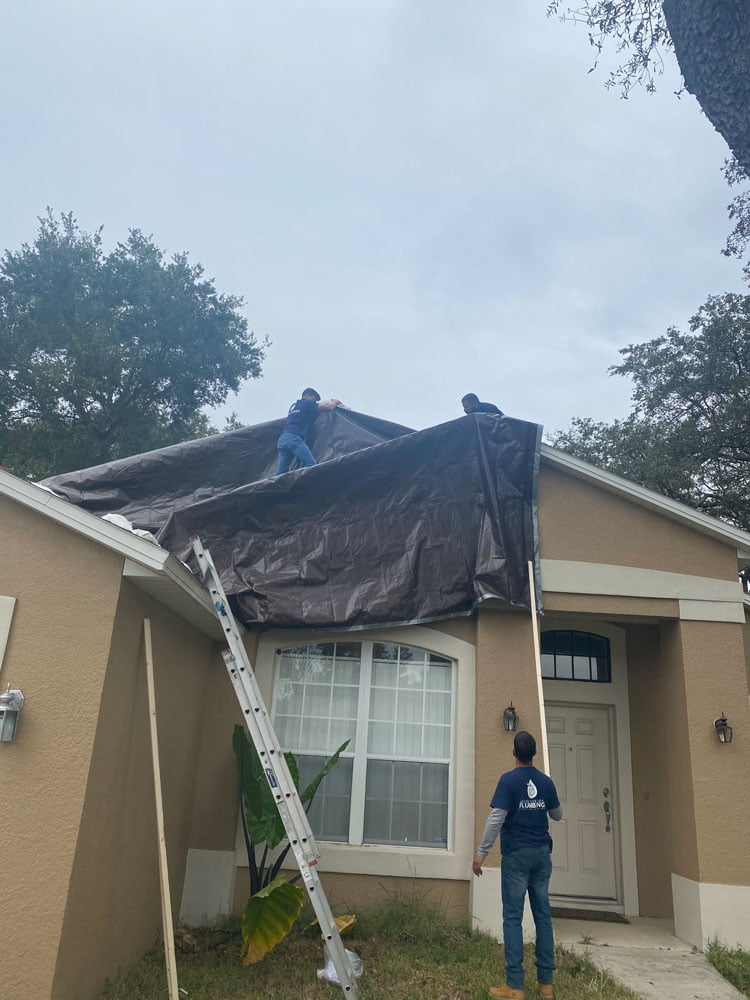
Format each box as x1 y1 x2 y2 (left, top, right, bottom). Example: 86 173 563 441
473 608 543 861
538 464 738 579
626 624 683 917
0 496 125 1000
186 631 259 852
676 619 750 886
51 580 216 1000
232 868 469 922
625 616 750 919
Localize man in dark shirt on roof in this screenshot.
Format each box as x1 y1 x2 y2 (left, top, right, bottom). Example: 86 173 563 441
461 392 503 416
276 388 340 475
473 731 562 1000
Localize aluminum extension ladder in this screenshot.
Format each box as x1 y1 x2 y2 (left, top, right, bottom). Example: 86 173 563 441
191 536 360 998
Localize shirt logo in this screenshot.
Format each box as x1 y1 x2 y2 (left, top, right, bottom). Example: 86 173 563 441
527 779 538 799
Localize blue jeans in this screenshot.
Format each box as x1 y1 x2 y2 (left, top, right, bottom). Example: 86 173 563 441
501 846 554 989
277 432 316 474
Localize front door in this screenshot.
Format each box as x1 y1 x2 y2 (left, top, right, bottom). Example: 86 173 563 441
546 703 617 900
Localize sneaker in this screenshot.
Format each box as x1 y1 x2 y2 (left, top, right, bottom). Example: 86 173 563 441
537 984 555 998
489 987 524 999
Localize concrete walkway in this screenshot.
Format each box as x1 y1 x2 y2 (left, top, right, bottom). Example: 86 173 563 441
552 916 745 1000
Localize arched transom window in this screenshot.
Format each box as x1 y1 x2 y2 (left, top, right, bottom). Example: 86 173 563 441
540 630 611 683
272 640 454 850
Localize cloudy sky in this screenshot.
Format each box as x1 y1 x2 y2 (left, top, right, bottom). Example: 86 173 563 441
2 1 745 437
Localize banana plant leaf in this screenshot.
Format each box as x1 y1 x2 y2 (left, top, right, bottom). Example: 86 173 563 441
240 875 304 965
299 740 349 804
232 725 299 848
233 726 349 850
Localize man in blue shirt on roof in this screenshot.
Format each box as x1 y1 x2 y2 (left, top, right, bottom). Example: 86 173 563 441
277 388 341 475
461 392 503 416
473 731 563 1000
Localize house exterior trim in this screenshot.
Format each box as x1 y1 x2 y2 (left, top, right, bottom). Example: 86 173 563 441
0 470 220 638
541 446 750 560
0 595 16 671
541 559 744 610
672 873 750 949
250 624 476 882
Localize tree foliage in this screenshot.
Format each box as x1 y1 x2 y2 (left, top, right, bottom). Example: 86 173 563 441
551 290 750 530
548 1 750 273
547 0 670 97
0 211 265 479
548 0 750 173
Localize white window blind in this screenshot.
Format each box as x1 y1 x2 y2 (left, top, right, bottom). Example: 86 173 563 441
273 639 454 850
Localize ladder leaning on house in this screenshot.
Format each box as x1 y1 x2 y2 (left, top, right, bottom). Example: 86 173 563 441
190 536 360 998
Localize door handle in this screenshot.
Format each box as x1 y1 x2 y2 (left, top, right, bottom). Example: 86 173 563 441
603 799 611 833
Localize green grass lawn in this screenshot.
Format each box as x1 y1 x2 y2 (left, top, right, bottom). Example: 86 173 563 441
98 895 641 1000
707 939 750 998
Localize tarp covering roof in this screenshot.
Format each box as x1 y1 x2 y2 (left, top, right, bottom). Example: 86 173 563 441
42 409 542 630
41 408 413 533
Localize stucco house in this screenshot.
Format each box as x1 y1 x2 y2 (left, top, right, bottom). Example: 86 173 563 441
2 411 750 1000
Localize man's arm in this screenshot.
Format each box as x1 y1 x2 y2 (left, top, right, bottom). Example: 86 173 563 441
317 398 341 411
472 808 508 876
549 805 563 821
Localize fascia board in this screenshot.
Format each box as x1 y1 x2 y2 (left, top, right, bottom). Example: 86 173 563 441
122 558 224 639
1 469 223 637
541 444 750 559
1 469 170 571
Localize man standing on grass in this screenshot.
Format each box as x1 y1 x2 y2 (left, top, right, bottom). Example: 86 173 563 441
472 731 562 1000
276 387 341 475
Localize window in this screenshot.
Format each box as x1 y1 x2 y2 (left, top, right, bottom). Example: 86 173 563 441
541 630 611 682
272 640 453 850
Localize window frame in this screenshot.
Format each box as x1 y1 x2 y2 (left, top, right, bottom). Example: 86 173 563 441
273 639 455 850
540 629 612 683
252 625 475 881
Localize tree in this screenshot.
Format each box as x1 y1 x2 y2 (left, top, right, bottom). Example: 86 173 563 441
0 211 265 479
551 289 750 530
548 1 750 176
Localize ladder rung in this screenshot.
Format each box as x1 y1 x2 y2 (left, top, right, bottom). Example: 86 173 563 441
190 536 360 998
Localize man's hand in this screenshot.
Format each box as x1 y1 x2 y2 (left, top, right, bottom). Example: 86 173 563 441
472 854 485 876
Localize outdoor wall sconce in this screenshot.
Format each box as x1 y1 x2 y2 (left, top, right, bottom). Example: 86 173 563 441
714 713 733 744
0 684 24 743
503 703 519 732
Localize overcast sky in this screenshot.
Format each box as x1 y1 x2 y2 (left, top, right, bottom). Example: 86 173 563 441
2 1 745 438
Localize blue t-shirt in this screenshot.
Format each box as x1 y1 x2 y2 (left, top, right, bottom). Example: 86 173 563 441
283 398 319 440
491 765 560 855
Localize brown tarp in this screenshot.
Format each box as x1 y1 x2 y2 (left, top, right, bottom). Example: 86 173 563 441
42 409 542 629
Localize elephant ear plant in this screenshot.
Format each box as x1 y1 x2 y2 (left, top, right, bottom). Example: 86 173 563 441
232 725 349 964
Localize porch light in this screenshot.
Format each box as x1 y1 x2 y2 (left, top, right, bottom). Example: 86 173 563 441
503 703 518 732
0 685 24 743
714 714 733 744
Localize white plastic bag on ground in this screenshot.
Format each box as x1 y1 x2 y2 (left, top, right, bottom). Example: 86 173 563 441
316 947 363 985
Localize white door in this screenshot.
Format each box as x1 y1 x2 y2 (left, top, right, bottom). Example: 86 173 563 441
546 703 617 900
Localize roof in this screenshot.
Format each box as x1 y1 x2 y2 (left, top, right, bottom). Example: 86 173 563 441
7 412 750 634
39 410 544 629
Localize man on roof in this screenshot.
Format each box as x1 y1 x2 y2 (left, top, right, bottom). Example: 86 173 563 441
461 393 503 416
277 388 341 475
